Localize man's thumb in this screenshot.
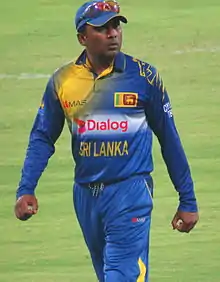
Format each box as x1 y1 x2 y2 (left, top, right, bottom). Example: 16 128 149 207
27 200 38 214
172 214 179 230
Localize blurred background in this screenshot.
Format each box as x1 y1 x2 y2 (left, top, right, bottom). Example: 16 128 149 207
0 0 220 281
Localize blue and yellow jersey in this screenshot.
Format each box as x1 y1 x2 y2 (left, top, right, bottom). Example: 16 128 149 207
17 51 197 212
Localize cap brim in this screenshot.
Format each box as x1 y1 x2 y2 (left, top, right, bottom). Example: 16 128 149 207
87 12 127 27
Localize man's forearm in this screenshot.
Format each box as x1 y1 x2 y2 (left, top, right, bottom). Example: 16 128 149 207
17 131 55 198
161 135 198 212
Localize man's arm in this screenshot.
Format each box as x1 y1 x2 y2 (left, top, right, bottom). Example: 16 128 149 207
15 75 65 220
145 66 199 232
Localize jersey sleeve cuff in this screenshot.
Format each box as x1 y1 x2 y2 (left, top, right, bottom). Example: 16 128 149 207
178 201 198 213
16 187 35 200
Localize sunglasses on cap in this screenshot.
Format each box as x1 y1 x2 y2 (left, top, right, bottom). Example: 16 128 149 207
77 1 120 25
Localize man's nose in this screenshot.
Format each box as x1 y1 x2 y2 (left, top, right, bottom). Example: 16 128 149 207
107 26 118 38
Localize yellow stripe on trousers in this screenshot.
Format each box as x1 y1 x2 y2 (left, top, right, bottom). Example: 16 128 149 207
137 257 147 282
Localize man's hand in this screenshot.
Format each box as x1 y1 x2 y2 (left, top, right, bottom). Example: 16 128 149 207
171 210 199 233
14 195 38 221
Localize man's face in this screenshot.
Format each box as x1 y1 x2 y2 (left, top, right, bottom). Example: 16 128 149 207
78 18 122 59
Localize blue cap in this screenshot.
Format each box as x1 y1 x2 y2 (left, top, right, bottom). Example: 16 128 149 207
75 1 127 32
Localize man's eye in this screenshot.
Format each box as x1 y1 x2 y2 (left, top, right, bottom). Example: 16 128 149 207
95 26 106 32
113 21 120 29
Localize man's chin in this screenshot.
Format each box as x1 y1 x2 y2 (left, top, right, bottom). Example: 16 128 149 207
98 48 120 63
105 49 120 59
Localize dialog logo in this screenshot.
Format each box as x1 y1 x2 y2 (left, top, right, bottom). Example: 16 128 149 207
73 118 86 134
73 118 128 134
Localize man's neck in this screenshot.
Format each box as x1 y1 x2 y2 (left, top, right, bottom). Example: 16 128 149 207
86 52 114 75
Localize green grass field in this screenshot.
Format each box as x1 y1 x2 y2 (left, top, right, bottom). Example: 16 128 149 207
0 0 220 281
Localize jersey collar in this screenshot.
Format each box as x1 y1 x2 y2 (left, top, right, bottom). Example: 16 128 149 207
75 50 126 73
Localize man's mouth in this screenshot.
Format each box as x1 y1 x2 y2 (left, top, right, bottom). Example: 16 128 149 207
108 43 119 50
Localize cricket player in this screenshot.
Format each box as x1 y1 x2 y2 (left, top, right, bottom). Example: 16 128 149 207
14 1 199 281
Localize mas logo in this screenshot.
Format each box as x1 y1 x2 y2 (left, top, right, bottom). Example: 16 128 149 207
63 100 87 108
114 92 138 107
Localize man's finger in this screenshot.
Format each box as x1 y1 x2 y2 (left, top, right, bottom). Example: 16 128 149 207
21 201 33 215
175 219 184 231
176 221 197 233
172 215 178 229
15 205 22 219
29 202 38 214
183 222 197 233
172 215 182 230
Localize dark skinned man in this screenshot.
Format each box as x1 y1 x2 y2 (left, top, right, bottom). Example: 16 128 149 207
15 1 199 281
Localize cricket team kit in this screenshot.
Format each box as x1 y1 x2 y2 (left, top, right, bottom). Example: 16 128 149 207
16 50 197 281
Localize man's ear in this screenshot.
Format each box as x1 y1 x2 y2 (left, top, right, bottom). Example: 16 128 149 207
77 33 87 47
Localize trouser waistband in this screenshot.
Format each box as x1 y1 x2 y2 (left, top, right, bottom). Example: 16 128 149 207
75 174 153 197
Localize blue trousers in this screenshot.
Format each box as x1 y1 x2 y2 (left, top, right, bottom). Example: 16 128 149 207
73 175 153 282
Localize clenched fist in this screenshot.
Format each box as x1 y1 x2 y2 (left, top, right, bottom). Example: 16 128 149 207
172 210 199 233
14 195 38 221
